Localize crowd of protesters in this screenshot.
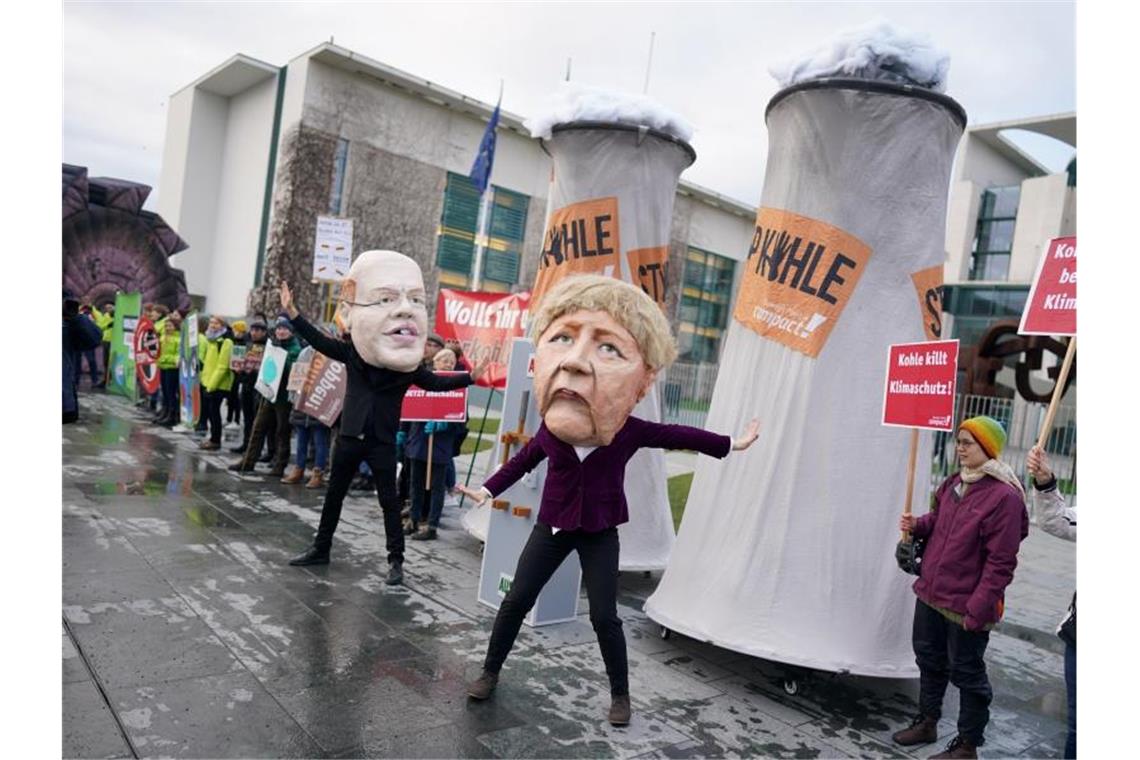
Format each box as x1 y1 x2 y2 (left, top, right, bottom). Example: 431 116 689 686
62 291 1074 756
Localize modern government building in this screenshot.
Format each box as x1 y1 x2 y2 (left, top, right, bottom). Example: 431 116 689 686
157 41 1075 399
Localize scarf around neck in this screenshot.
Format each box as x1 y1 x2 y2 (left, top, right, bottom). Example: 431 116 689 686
959 458 1026 499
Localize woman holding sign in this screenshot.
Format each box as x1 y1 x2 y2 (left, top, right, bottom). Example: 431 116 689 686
895 416 1029 759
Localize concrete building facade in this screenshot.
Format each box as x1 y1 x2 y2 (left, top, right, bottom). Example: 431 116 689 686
157 42 755 365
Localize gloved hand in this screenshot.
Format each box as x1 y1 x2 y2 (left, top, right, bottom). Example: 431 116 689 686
396 431 407 447
424 421 442 435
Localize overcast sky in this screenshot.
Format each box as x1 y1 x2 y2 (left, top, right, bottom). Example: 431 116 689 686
63 1 1075 211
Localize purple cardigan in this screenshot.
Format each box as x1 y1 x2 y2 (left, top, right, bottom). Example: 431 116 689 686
483 415 732 532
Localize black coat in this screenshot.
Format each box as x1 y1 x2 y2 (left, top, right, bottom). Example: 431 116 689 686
291 313 472 444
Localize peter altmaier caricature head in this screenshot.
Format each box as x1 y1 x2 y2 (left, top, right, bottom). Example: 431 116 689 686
529 274 678 447
336 250 428 372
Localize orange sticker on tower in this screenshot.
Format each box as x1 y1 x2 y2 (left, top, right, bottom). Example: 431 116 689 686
531 197 621 307
627 246 670 311
733 207 872 358
910 265 944 341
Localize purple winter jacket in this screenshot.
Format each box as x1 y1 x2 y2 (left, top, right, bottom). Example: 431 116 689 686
483 416 731 532
912 473 1029 630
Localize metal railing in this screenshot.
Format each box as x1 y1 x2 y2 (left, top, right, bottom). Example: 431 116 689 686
661 362 1076 500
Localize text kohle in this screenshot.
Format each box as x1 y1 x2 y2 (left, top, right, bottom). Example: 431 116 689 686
540 214 616 269
746 224 856 304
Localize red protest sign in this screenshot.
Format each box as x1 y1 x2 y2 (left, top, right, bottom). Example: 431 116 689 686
1019 236 1076 336
436 289 530 389
133 318 161 394
882 340 959 431
401 372 469 422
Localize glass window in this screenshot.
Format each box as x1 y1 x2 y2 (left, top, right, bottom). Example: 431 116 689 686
436 172 529 286
678 247 736 363
969 185 1019 282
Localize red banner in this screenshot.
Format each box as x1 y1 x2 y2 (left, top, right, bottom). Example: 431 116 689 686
435 289 530 389
1019 236 1076 336
133 318 161 395
882 340 959 431
401 372 469 422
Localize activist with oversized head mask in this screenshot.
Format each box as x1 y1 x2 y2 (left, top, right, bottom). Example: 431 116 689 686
457 274 760 726
283 249 487 585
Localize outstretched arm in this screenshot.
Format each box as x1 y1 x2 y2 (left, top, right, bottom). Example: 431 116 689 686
281 281 352 363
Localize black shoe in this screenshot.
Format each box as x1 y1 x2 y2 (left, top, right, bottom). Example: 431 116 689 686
385 561 404 585
288 546 330 566
467 671 498 700
230 444 247 454
228 461 254 473
259 452 274 463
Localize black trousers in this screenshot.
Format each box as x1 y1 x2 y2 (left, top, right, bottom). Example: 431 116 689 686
204 389 228 443
239 377 257 447
239 398 291 470
913 598 993 745
483 524 627 695
313 436 403 565
159 368 179 421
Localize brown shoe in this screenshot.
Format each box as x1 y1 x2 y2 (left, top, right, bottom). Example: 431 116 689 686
929 736 977 759
199 440 220 451
280 467 305 485
467 671 498 700
608 694 631 726
893 715 939 746
411 525 437 541
305 468 324 488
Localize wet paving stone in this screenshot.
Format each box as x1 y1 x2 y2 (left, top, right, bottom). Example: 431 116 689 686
63 680 133 759
63 395 1075 758
105 671 322 758
64 594 244 690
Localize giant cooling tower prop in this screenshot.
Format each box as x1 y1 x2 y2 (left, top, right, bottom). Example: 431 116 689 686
645 49 966 673
508 84 695 570
62 163 193 313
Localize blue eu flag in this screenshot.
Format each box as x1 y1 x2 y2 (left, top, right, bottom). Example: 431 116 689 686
469 101 501 195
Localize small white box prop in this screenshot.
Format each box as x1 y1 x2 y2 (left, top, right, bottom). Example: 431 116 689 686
476 338 581 626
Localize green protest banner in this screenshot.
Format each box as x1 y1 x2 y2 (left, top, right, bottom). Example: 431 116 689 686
107 292 141 398
179 311 200 427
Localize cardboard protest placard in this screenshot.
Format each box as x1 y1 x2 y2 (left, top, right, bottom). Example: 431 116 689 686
108 292 141 398
1019 236 1076 336
229 344 247 371
255 344 288 401
530 197 621 308
436 289 530 389
733 207 873 359
287 347 313 394
298 353 347 426
178 312 200 426
243 343 264 373
312 216 353 281
400 372 469 422
882 339 960 431
133 317 161 395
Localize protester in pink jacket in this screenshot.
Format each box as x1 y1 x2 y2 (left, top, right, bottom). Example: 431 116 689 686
893 415 1029 760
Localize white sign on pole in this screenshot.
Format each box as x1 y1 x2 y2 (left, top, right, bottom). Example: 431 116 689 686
313 216 353 281
255 344 289 401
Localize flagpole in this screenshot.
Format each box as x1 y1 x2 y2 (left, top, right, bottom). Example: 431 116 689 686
470 81 503 293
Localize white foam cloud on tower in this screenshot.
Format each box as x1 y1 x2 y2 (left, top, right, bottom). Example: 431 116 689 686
524 82 695 143
770 19 951 92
